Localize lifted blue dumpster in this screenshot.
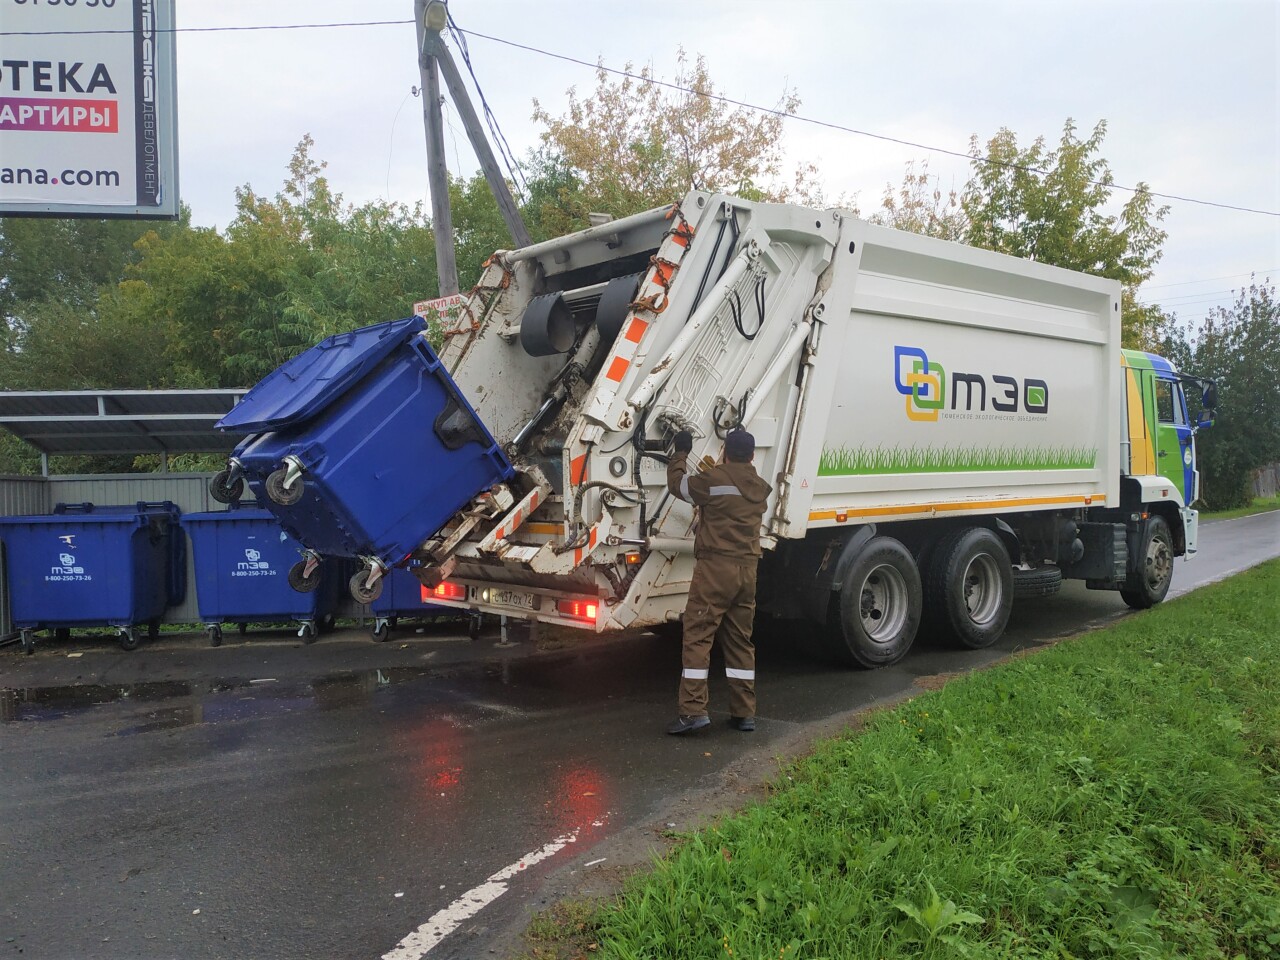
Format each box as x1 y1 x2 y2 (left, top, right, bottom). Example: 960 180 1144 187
367 565 461 642
213 317 513 605
183 504 341 646
0 501 184 654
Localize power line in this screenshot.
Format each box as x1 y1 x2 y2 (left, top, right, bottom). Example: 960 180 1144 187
455 27 1279 219
0 20 414 36
1143 269 1275 290
5 17 1276 218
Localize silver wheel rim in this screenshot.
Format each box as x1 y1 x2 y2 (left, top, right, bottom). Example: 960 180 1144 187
962 553 1003 625
1144 534 1172 591
858 563 909 643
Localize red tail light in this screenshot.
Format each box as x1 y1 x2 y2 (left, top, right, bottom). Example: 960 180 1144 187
425 581 466 602
556 599 598 622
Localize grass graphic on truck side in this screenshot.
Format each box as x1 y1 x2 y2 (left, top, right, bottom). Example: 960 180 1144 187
818 444 1099 476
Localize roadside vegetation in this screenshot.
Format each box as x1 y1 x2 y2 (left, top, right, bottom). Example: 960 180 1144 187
1203 494 1280 522
525 561 1280 959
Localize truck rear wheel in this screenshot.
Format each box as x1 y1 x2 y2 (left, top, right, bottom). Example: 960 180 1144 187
925 527 1013 649
1121 516 1173 610
825 536 921 668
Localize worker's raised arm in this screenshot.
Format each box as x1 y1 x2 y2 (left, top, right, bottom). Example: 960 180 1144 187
666 431 711 505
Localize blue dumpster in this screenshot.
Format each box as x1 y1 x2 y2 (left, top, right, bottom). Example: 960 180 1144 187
0 501 183 654
368 565 457 642
215 317 513 604
183 505 340 646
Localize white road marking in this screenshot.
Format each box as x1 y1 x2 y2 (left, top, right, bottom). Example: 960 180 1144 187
382 830 580 960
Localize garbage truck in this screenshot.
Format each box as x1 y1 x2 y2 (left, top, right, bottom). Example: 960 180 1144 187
214 192 1216 666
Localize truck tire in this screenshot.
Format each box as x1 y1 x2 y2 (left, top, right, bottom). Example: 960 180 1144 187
1121 516 1173 610
825 536 921 668
924 527 1013 649
1013 565 1063 599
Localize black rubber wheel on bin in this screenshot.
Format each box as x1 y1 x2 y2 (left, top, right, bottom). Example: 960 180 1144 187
20 630 35 656
238 622 249 636
288 560 322 593
1120 516 1174 610
349 570 384 604
300 621 318 644
207 625 223 647
266 467 304 506
372 621 391 643
210 469 244 504
147 619 161 640
54 628 71 641
468 613 483 641
119 627 141 652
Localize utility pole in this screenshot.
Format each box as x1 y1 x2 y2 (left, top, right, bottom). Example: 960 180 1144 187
414 0 458 295
418 1 533 252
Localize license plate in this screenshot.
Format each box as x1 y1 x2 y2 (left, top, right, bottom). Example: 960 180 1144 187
480 587 539 611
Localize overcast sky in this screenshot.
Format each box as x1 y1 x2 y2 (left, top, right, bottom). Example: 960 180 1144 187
173 0 1278 326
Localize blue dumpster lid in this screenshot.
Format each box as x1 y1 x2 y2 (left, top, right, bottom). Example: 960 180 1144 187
217 316 428 433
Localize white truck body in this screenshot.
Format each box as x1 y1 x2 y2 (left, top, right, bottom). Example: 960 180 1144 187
238 191 1205 664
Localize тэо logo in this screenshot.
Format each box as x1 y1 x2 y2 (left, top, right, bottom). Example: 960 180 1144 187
894 346 945 422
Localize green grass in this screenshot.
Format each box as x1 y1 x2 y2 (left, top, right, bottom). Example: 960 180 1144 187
1203 495 1280 521
818 444 1098 476
566 561 1280 959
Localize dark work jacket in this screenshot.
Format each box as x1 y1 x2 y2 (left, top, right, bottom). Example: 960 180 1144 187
667 453 773 560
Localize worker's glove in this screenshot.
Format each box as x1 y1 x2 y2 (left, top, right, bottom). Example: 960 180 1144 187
672 430 694 454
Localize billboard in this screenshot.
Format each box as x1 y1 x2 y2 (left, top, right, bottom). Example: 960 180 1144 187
0 0 179 219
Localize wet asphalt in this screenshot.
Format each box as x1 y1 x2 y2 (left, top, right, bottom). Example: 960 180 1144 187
1 511 1277 960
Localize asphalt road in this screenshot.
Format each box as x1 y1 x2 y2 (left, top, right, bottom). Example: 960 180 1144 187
1 511 1277 960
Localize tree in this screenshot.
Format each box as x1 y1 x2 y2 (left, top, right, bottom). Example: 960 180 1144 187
531 50 818 233
0 211 187 351
1161 278 1280 509
869 159 966 240
962 119 1169 347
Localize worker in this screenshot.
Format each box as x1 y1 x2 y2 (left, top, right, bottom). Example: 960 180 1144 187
665 427 772 735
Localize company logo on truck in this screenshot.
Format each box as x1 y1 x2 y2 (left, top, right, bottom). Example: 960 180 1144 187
894 346 1049 422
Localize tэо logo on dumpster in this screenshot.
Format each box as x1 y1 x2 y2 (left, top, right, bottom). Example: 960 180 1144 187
53 552 84 575
235 547 273 576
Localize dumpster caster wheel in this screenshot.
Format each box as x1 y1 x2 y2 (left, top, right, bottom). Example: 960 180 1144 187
289 560 322 593
350 570 384 604
210 468 245 504
20 630 35 656
54 628 71 642
372 620 391 643
119 627 141 652
468 613 483 641
148 619 161 640
238 622 249 636
319 614 337 634
266 467 304 506
207 625 223 647
299 622 318 644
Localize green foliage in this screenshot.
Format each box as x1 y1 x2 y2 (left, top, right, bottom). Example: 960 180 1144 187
531 50 817 230
869 159 965 241
594 561 1280 959
1160 278 1280 509
962 119 1170 348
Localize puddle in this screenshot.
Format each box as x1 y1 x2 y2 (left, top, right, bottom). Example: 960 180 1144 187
0 664 510 728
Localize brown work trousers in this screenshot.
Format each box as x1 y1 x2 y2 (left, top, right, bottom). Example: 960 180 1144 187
678 554 757 718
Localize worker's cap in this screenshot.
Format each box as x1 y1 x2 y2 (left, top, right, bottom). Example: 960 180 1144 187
725 428 755 462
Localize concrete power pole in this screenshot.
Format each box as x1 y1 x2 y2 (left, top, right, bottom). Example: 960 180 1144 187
414 0 459 296
416 1 533 266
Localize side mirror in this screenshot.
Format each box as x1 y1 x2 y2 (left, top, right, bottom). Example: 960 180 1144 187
1196 409 1215 431
1201 382 1218 410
